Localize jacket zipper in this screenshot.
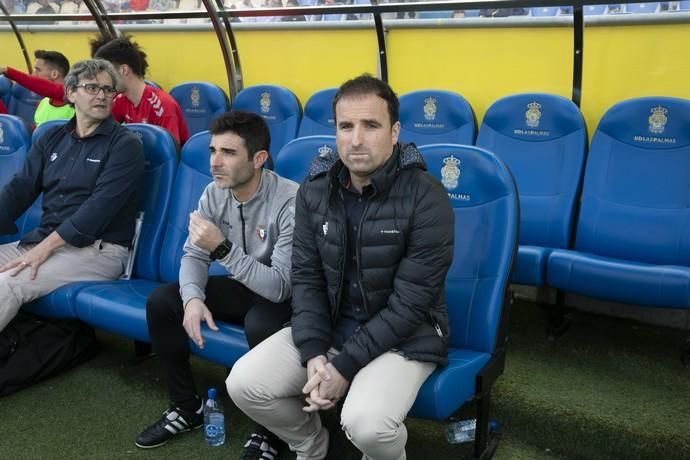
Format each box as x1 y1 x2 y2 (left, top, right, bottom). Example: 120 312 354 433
355 197 372 317
238 203 247 253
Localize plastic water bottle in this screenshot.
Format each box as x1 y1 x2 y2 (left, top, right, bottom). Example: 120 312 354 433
445 419 499 444
204 388 225 447
445 418 476 444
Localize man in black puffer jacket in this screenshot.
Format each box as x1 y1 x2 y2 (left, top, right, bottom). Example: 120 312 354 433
229 74 454 460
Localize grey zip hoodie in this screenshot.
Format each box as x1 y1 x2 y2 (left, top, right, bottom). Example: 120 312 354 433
179 169 299 306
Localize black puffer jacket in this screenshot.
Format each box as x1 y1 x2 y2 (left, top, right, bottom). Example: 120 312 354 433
291 142 454 381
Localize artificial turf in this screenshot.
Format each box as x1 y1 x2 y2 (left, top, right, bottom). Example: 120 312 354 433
0 301 687 459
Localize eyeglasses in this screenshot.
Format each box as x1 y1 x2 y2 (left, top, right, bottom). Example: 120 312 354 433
75 83 118 98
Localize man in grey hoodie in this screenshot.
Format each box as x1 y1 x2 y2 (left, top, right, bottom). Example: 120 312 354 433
135 111 298 459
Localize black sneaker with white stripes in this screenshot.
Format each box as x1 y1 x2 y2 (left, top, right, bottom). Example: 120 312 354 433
135 404 204 449
239 425 284 460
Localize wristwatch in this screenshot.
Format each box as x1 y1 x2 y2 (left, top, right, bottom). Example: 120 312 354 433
209 239 232 261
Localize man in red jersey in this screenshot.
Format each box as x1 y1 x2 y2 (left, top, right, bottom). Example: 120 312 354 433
95 37 189 145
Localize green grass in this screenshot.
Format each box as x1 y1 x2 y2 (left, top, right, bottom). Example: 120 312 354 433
0 301 688 459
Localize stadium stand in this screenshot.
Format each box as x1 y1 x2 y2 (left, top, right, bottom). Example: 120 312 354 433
24 124 179 319
274 135 337 183
418 10 453 19
399 90 476 146
624 2 660 13
411 144 518 458
475 93 587 286
8 83 42 128
547 96 690 310
231 84 302 157
297 87 337 137
530 6 560 16
170 81 230 136
583 4 607 14
0 114 31 244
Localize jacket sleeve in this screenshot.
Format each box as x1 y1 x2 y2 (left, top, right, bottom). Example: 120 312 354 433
6 67 66 102
290 184 334 366
55 132 144 247
179 185 214 307
218 195 296 303
0 131 45 234
330 178 455 381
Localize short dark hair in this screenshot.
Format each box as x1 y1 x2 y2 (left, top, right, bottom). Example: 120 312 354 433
94 37 149 77
34 50 70 78
333 73 399 126
209 111 271 160
88 34 114 58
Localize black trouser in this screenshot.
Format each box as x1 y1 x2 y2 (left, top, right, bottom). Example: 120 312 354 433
146 276 292 409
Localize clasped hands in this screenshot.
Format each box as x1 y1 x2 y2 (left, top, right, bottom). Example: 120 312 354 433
302 355 349 413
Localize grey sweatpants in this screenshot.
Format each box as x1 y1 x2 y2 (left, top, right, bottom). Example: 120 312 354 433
228 327 435 460
0 240 127 332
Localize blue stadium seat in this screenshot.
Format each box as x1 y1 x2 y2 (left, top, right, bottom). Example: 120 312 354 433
476 93 587 286
624 2 660 13
0 76 12 108
410 144 518 457
8 83 42 127
275 135 337 184
584 5 607 14
170 81 230 136
232 85 302 159
0 115 31 244
298 88 337 137
531 6 560 16
399 90 476 146
31 118 68 144
547 97 690 309
678 1 690 10
74 131 245 366
24 124 178 319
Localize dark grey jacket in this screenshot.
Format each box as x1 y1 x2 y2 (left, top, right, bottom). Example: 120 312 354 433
291 142 454 381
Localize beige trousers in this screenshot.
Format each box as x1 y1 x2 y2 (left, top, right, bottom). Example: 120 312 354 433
228 327 435 460
0 240 127 332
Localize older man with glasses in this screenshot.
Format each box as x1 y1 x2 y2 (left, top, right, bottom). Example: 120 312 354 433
0 58 144 333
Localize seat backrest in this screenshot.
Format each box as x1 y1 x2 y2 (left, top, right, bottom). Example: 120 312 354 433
170 82 230 136
679 1 690 10
531 6 559 16
0 76 11 107
575 96 690 266
476 93 587 249
399 90 476 147
420 144 518 354
0 115 31 244
298 88 337 137
624 2 659 13
231 85 302 157
31 118 69 145
275 135 337 184
158 131 227 282
8 83 42 127
125 124 178 280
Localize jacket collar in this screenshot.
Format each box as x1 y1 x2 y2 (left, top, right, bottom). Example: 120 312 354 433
308 142 426 195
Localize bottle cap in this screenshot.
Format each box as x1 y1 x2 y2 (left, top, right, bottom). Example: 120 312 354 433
208 387 217 399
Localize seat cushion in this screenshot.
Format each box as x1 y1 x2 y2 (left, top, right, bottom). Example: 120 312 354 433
75 279 250 366
409 348 491 420
75 279 162 342
23 282 100 318
511 245 551 286
547 249 690 309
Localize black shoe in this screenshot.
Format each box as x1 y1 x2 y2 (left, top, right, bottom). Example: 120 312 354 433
239 426 284 460
135 404 204 449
